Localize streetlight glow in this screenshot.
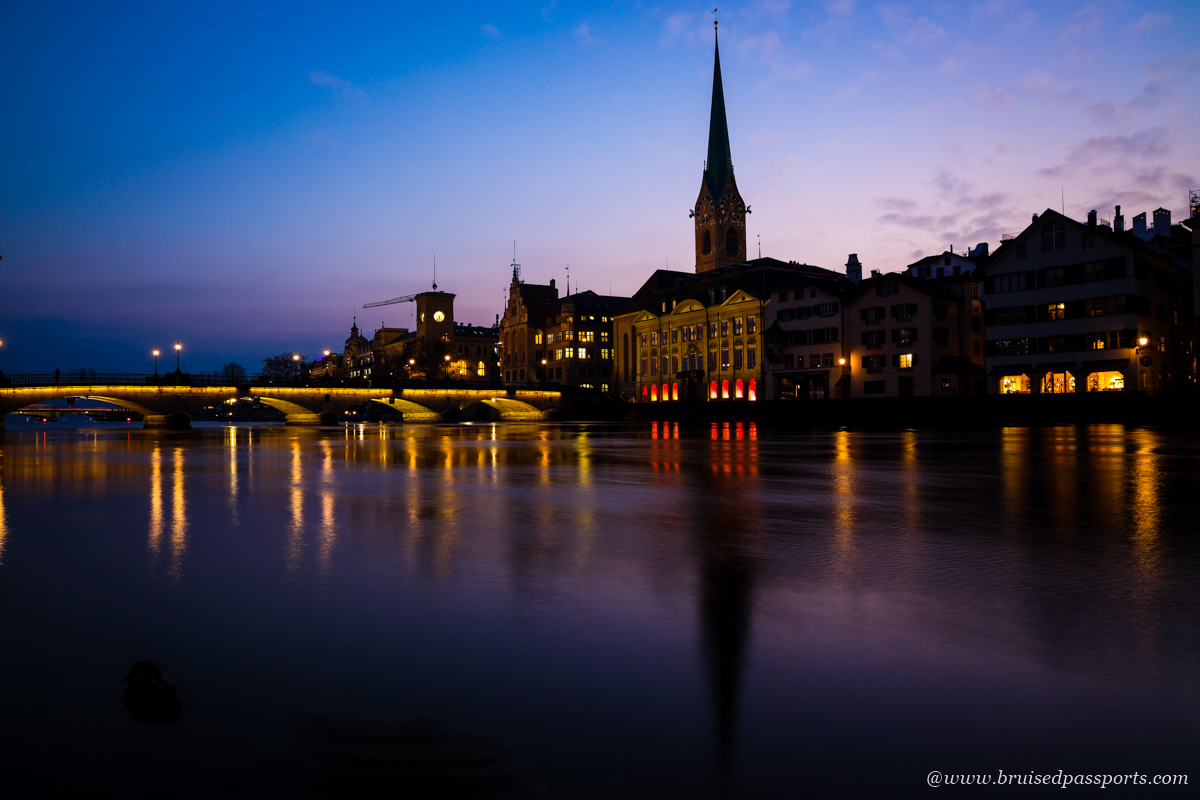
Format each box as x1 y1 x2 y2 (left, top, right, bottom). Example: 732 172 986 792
1138 337 1149 347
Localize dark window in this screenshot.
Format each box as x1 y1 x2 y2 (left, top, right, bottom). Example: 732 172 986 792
862 306 885 324
862 331 885 349
862 355 886 371
702 230 712 255
1041 221 1065 251
725 228 737 257
779 290 788 302
934 327 949 345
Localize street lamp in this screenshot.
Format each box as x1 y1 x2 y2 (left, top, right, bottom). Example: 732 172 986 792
153 349 160 376
174 343 181 372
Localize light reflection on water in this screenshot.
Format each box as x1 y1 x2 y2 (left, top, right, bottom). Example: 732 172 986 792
0 421 1197 798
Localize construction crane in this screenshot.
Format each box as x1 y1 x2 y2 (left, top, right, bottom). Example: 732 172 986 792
363 293 418 309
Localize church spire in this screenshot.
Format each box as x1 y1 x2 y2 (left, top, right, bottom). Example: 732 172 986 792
703 22 733 200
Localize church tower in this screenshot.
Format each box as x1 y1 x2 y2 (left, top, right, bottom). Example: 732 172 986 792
694 23 748 274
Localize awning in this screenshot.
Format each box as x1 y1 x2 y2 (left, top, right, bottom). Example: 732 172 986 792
1080 358 1129 372
988 364 1030 377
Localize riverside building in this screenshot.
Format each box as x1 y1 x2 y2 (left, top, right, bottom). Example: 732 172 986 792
979 207 1195 394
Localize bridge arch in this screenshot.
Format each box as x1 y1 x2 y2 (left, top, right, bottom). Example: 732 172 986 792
458 398 547 421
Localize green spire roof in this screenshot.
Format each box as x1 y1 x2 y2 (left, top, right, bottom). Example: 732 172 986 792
703 30 733 199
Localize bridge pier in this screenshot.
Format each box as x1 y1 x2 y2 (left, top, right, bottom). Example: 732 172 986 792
143 411 192 429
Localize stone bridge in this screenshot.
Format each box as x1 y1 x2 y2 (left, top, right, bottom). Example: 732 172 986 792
0 380 569 428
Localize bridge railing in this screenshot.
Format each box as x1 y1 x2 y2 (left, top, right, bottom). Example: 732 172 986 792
0 373 513 391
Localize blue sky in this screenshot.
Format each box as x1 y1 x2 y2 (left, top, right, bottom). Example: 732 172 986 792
1 1 1197 373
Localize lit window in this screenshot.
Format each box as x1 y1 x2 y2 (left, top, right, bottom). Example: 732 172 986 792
721 320 730 336
735 379 744 399
748 346 757 369
671 383 678 401
733 318 743 335
722 379 729 399
710 380 718 399
651 384 658 401
749 379 756 401
899 353 914 369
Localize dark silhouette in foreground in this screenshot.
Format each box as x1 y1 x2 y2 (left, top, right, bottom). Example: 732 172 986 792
121 660 182 723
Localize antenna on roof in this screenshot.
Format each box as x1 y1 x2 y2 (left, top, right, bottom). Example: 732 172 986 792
757 234 761 259
432 255 437 291
1061 188 1065 216
511 240 521 282
566 264 570 296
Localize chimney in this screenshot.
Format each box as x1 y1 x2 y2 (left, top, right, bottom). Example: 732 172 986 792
1032 213 1039 223
1114 205 1124 232
870 269 881 279
1133 212 1147 238
549 278 556 290
845 253 862 284
1153 207 1171 237
1087 209 1097 227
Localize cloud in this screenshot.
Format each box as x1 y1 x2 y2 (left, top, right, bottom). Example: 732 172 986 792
309 71 366 98
877 4 945 50
1129 13 1171 34
659 12 692 47
826 0 854 16
575 23 598 46
875 174 1013 248
481 23 501 40
1037 127 1171 178
739 31 812 81
1063 4 1099 38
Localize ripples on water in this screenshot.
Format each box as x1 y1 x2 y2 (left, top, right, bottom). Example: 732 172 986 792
0 421 1197 798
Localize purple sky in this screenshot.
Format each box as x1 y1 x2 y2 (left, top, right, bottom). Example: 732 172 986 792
1 1 1197 373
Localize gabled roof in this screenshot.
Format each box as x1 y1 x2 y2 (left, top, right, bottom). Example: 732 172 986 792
978 208 1193 276
845 272 963 305
617 259 852 317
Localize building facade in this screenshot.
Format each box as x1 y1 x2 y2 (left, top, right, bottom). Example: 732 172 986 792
980 208 1195 394
843 272 986 397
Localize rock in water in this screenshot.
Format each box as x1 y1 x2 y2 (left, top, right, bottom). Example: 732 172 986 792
122 660 182 723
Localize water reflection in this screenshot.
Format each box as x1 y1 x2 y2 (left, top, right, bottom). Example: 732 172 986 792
0 455 7 569
693 422 763 794
169 446 187 580
0 422 1196 797
287 438 304 576
148 443 163 561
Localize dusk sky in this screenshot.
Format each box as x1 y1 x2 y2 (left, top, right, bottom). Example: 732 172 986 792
2 1 1197 374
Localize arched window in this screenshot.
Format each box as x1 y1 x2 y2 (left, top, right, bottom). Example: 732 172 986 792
650 384 658 401
672 383 679 401
1041 221 1065 251
722 379 730 399
725 227 737 257
477 361 486 377
748 378 757 401
735 378 744 399
702 230 712 255
662 384 669 401
642 385 648 401
710 380 718 399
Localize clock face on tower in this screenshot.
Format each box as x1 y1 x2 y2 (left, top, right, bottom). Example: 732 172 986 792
433 311 445 322
718 193 745 225
694 195 714 224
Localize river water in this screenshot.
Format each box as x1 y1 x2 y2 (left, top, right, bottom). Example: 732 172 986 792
0 420 1196 798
